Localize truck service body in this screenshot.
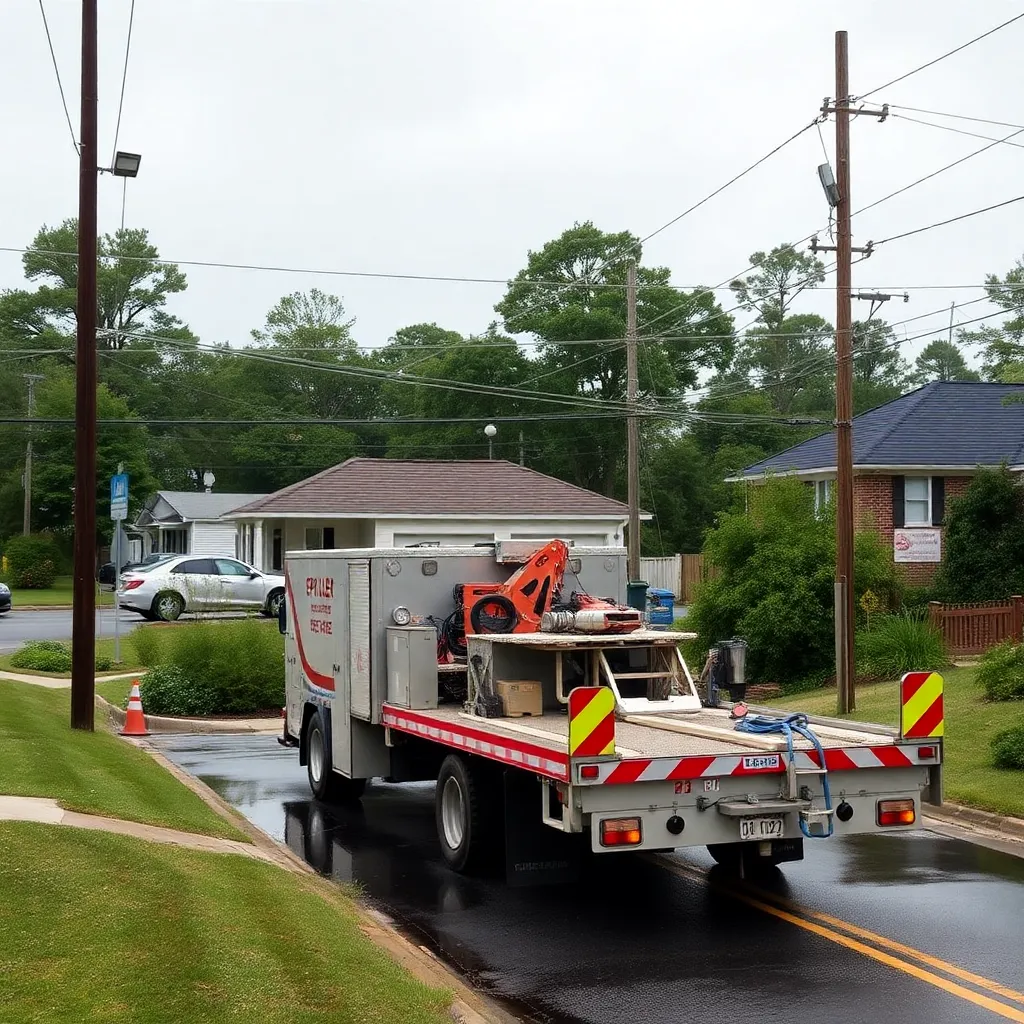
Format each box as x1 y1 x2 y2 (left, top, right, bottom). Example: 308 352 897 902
281 543 943 878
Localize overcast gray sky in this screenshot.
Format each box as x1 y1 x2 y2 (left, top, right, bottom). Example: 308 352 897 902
3 1 1023 373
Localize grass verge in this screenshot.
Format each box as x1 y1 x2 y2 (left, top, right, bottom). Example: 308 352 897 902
0 635 145 678
9 576 114 607
766 667 1024 819
0 680 246 840
0 822 451 1024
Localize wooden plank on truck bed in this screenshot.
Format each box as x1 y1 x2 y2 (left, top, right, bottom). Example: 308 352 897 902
625 714 789 752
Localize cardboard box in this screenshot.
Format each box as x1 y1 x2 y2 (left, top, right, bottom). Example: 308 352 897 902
496 679 543 718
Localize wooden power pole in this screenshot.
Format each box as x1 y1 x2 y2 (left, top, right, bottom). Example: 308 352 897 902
626 259 641 583
71 0 99 731
22 374 43 536
834 30 855 714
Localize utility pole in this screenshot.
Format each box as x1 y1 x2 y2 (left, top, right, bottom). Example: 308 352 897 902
948 302 956 344
22 374 43 536
71 0 99 731
833 30 855 715
626 259 640 583
519 430 525 467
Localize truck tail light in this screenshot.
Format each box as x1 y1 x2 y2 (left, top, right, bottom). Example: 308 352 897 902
917 746 937 760
601 817 642 847
580 764 600 780
121 579 144 591
877 799 916 827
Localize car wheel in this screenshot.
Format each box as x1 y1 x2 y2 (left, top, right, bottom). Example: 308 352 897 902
154 591 185 622
306 709 367 803
263 588 285 619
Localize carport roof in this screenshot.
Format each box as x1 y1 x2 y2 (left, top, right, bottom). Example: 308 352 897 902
225 459 637 518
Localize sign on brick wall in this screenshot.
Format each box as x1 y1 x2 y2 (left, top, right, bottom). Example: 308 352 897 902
894 528 941 563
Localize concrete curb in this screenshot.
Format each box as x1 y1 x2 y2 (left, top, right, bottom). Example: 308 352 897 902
96 695 281 735
925 801 1024 841
135 736 517 1024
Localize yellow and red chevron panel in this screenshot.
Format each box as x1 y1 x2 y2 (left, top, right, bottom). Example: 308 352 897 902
568 686 616 758
900 671 945 738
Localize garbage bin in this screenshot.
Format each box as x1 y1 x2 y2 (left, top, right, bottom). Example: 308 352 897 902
626 580 648 613
647 587 676 626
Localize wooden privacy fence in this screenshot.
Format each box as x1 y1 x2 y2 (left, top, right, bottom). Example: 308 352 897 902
639 553 715 604
928 596 1024 656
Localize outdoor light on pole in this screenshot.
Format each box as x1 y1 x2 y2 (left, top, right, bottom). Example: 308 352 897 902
484 423 497 460
110 151 141 177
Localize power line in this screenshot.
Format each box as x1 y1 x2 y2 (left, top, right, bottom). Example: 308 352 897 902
875 195 1024 246
109 0 136 166
37 0 78 155
887 104 1024 132
892 112 1024 151
855 11 1024 101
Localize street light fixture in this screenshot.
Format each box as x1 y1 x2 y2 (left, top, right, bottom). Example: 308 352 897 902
111 151 142 177
484 423 497 460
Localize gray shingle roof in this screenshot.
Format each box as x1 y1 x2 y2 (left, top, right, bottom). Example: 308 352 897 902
735 382 1024 478
227 459 634 517
158 491 268 520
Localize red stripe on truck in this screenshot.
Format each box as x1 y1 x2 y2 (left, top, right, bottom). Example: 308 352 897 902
285 570 335 692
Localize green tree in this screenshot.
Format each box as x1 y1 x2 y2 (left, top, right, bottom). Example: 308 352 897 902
910 339 980 384
934 465 1024 601
495 222 733 494
852 318 908 412
730 244 827 331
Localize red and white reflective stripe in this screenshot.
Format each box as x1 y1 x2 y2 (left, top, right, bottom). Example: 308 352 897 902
382 706 569 781
580 744 932 785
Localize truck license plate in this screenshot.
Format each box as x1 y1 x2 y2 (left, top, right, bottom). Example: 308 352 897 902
739 815 784 841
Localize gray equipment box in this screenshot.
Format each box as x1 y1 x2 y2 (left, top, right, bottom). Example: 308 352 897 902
386 626 439 710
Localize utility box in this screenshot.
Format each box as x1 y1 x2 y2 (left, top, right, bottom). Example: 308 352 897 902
386 627 438 710
496 680 543 717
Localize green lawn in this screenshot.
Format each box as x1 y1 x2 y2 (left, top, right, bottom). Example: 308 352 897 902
0 822 451 1024
0 681 246 840
10 575 114 607
0 635 145 678
766 668 1024 818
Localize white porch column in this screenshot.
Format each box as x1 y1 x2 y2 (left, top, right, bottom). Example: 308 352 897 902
252 521 264 570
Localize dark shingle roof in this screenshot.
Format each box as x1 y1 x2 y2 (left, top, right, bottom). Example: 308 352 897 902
227 459 634 517
735 382 1024 478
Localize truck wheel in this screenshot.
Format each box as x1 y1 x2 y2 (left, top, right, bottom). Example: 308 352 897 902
154 592 184 622
435 754 496 873
306 709 367 803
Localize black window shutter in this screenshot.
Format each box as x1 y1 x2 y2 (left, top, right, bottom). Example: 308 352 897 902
932 477 945 525
892 476 905 528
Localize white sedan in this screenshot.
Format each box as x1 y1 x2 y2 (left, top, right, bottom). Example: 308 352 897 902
117 555 286 622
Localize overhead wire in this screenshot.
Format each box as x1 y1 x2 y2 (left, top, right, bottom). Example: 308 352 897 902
891 112 1024 151
37 0 79 155
875 195 1024 246
886 104 1024 131
109 0 136 166
854 11 1024 101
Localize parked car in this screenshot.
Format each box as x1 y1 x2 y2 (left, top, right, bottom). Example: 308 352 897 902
117 555 286 622
98 552 171 589
0 581 10 615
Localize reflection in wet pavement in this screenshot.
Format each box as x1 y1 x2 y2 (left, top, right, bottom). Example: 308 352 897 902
155 734 1024 1024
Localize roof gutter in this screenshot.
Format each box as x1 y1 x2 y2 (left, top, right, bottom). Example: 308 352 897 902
727 463 998 483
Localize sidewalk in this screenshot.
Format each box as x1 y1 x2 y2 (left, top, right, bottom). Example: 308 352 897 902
0 669 139 688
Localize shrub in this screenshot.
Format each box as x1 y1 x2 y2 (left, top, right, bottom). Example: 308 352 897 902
131 626 164 667
977 641 1024 701
139 665 219 717
2 534 61 589
9 639 111 673
935 465 1024 602
856 612 950 678
991 725 1024 770
160 619 284 714
689 477 900 687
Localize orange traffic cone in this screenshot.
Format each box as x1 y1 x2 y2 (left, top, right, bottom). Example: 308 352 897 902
120 680 150 736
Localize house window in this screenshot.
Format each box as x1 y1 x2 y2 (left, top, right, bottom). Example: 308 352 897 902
814 479 833 514
305 527 323 550
161 528 188 554
904 477 931 526
323 526 335 549
272 528 283 571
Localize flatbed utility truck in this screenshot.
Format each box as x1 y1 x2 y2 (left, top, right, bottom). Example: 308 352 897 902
280 542 943 881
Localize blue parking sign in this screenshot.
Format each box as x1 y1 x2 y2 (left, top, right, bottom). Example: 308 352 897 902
110 473 129 521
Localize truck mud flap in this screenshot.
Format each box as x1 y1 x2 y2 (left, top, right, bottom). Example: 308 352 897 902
503 770 581 887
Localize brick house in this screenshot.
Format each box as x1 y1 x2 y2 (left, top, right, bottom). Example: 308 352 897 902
727 382 1024 584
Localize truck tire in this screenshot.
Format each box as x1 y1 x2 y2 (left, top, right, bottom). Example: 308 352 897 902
435 754 497 873
306 709 367 804
707 841 797 873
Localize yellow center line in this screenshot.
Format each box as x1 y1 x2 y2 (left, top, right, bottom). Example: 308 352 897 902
654 857 1024 1023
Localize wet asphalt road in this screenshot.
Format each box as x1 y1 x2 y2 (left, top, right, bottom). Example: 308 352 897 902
155 733 1024 1024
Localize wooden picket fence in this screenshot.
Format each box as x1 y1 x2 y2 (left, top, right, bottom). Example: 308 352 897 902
639 553 716 604
928 596 1024 656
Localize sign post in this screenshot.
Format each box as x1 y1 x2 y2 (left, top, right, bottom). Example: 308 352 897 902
110 469 128 664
